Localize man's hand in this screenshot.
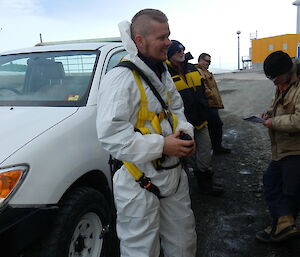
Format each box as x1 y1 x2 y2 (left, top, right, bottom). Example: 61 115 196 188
260 112 271 120
163 131 195 157
263 118 272 128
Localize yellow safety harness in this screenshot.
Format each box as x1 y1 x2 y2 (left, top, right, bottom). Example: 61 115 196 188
116 60 180 197
133 69 177 135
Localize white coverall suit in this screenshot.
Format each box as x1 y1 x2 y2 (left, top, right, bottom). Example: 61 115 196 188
96 21 197 257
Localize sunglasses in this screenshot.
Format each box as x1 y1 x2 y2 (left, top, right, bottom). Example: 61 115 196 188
267 73 289 85
204 59 211 64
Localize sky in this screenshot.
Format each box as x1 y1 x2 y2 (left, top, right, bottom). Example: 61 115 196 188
0 0 298 71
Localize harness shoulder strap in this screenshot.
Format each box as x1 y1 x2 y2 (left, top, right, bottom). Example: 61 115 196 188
131 70 153 134
117 60 178 133
116 61 168 110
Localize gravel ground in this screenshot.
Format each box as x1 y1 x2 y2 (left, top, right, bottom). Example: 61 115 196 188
190 70 300 257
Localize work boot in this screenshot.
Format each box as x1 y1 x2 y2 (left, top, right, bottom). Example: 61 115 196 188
198 182 224 196
213 146 231 155
195 170 224 197
271 215 300 242
197 170 214 180
195 169 223 186
256 226 274 243
256 216 300 243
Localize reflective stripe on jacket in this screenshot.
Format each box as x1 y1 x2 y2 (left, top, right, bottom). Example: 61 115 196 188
167 61 209 129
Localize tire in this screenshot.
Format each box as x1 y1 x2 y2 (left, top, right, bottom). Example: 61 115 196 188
39 187 109 257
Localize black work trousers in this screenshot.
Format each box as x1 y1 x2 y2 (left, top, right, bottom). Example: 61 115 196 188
263 155 300 223
207 107 223 150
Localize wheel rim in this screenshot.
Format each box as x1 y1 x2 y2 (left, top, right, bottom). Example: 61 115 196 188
69 212 103 257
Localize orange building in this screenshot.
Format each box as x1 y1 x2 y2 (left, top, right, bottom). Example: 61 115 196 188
251 34 300 68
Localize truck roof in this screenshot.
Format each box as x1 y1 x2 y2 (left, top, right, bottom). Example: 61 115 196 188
0 37 123 55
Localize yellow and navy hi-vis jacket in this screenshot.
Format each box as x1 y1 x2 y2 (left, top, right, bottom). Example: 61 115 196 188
167 61 209 129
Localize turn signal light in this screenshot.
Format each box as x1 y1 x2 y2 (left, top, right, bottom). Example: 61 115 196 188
0 170 23 198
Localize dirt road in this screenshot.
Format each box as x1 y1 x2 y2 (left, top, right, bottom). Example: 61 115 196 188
191 70 300 257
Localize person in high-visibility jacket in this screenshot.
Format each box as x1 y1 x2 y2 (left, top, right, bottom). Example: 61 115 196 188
167 40 224 196
96 9 197 257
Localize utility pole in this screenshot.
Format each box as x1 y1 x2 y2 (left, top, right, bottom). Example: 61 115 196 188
236 30 241 70
293 0 300 34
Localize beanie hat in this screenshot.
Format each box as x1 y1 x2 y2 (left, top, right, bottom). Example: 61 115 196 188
167 40 185 59
263 51 293 79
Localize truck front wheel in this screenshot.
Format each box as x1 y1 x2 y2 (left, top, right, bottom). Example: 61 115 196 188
40 187 109 257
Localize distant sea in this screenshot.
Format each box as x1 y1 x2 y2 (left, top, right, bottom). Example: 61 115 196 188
191 63 235 74
210 67 234 74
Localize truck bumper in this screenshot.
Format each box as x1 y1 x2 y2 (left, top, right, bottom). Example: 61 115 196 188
0 205 57 256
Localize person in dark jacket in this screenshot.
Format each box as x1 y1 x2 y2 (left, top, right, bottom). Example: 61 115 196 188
167 40 223 196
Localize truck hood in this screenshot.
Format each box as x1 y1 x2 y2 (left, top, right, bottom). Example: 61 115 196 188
0 106 78 164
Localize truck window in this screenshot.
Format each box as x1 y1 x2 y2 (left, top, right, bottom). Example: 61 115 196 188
0 51 98 107
106 50 127 73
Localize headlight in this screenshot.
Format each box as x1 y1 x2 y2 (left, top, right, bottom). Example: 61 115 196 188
0 165 28 205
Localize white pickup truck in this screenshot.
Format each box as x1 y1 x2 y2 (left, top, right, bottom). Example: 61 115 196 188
0 38 126 257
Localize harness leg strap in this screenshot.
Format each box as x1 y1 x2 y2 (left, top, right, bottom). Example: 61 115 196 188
136 173 161 198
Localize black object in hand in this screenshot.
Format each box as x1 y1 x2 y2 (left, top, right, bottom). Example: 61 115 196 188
179 132 192 141
179 132 193 148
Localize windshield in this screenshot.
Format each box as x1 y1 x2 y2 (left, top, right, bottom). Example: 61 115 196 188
0 50 98 107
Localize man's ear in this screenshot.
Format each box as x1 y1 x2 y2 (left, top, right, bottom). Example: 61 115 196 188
134 34 144 49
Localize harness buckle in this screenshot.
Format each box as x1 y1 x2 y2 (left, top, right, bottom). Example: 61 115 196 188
163 109 171 118
136 173 161 197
